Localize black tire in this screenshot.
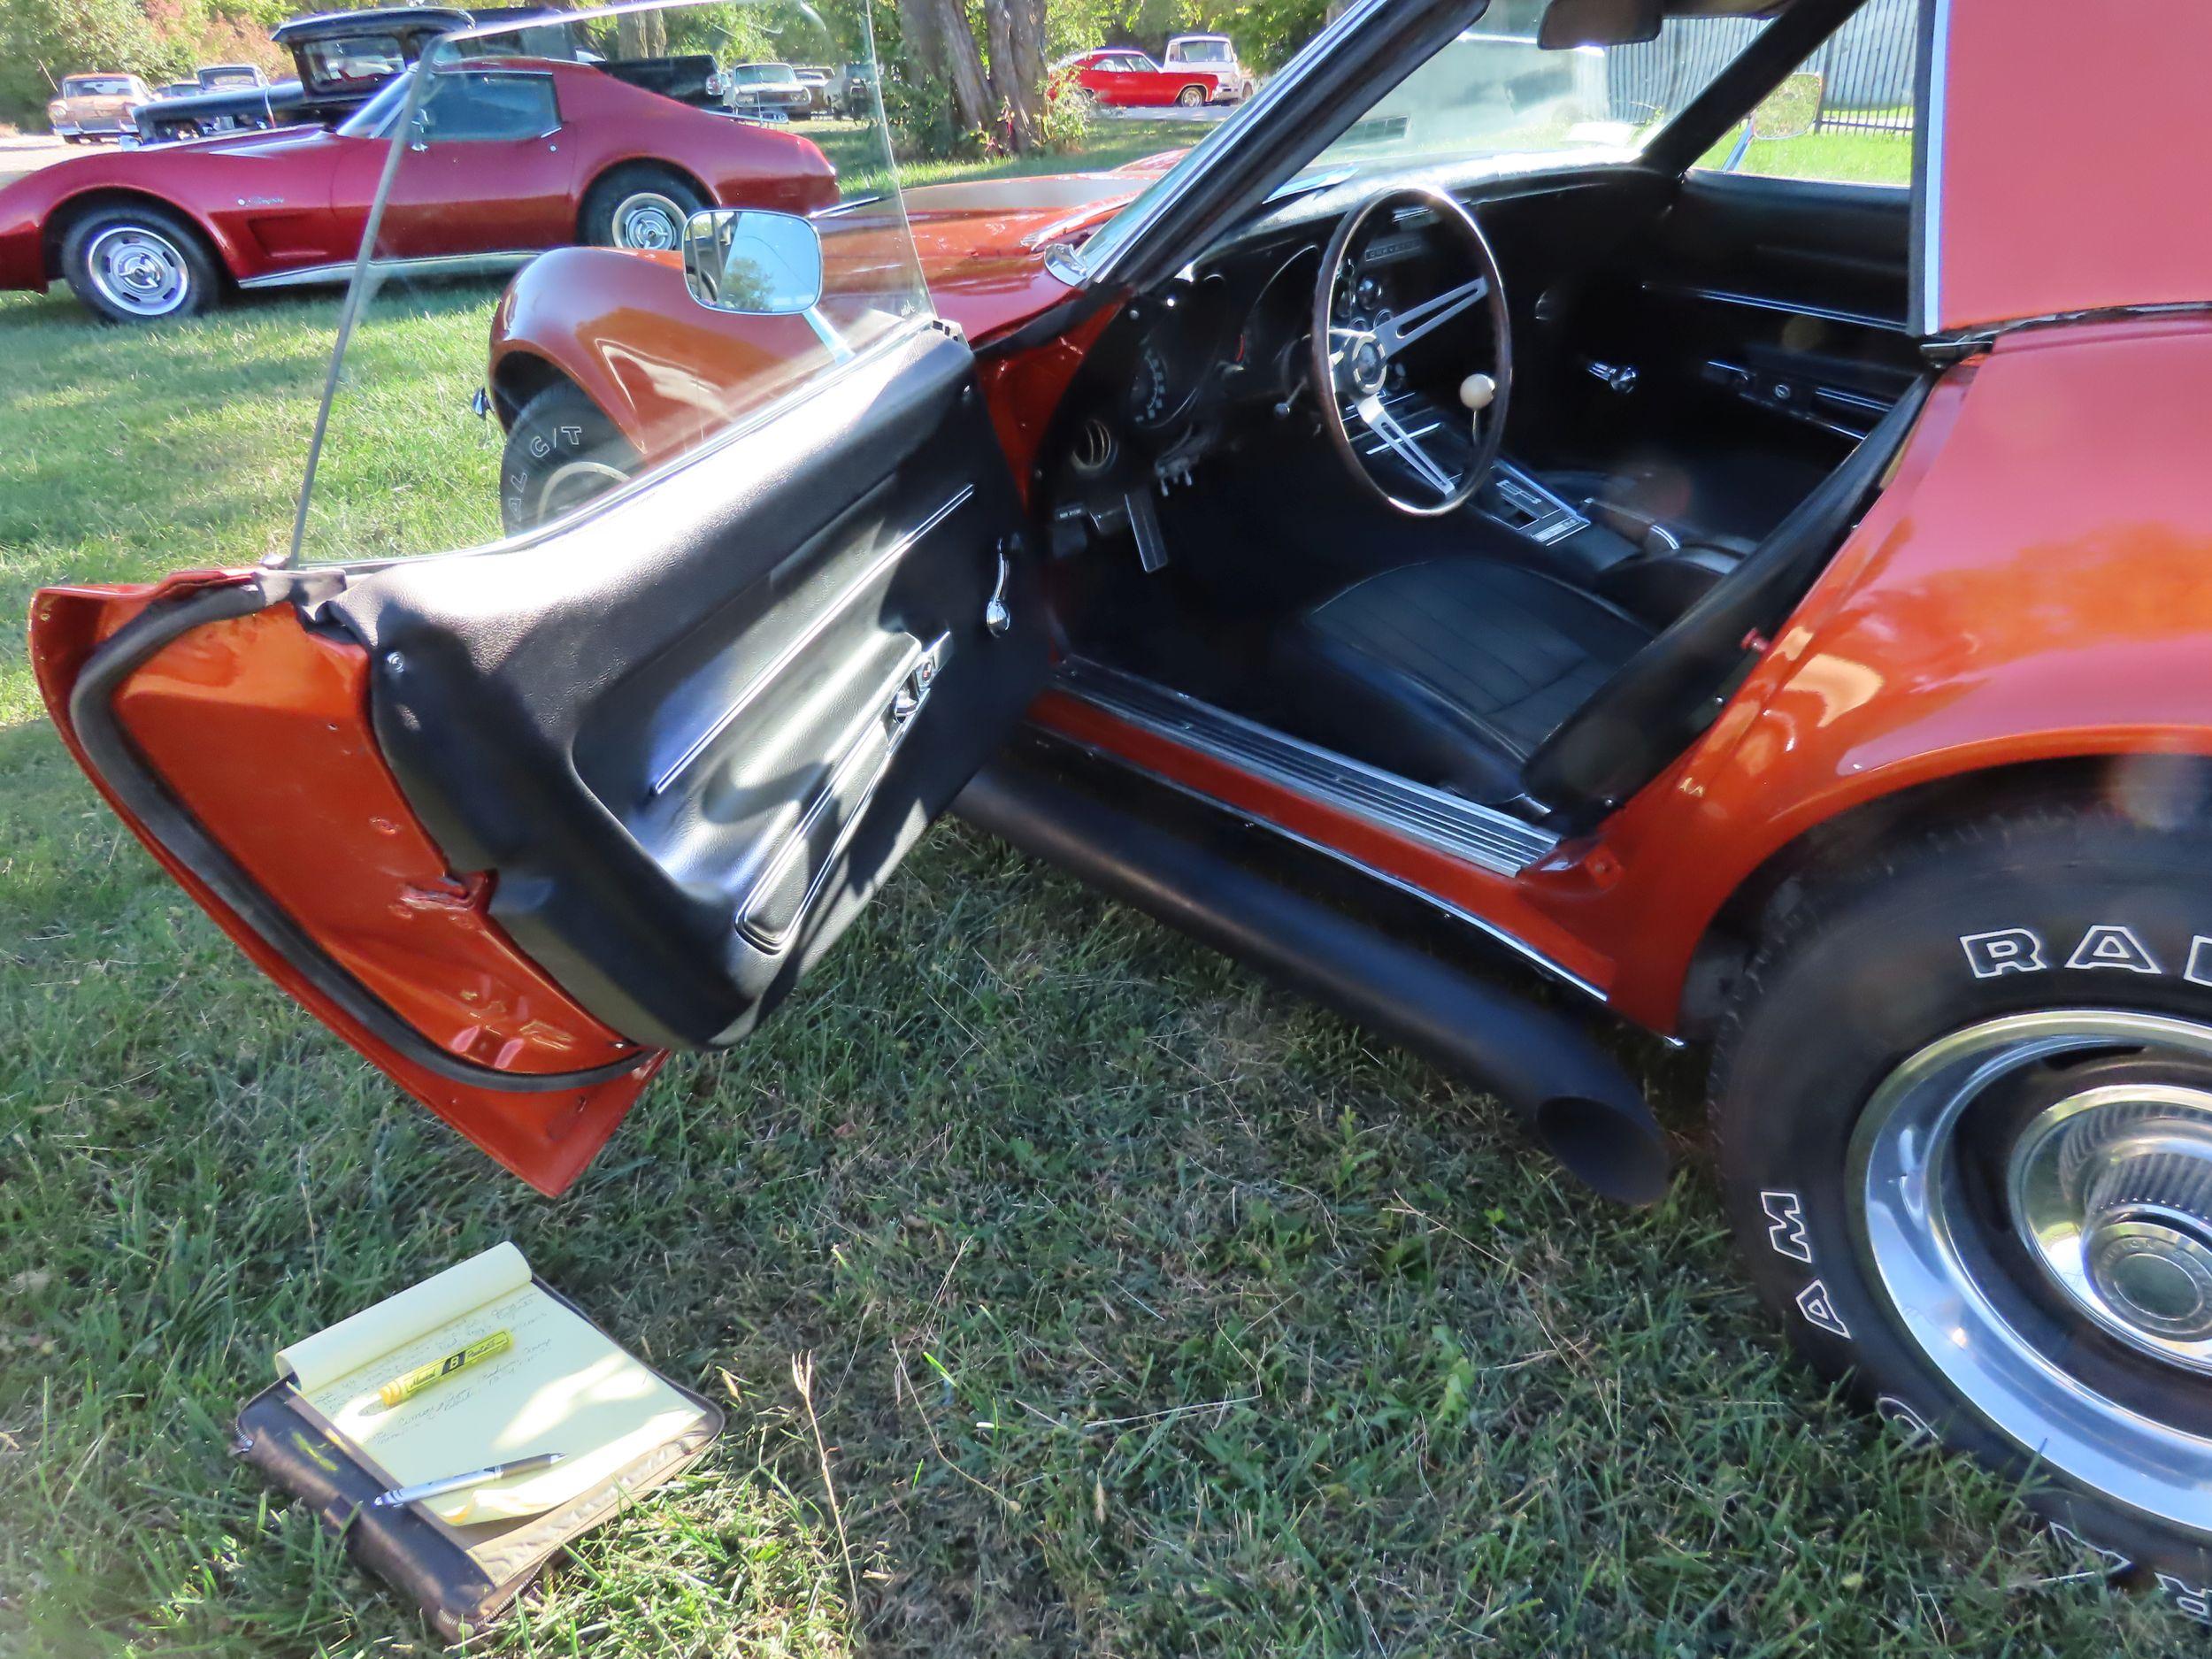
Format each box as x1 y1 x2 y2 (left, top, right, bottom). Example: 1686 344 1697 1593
580 165 708 254
58 201 219 324
1176 85 1207 108
1713 803 2212 1623
499 380 641 535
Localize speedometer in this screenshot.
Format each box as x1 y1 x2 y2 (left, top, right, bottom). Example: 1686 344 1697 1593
1128 342 1175 428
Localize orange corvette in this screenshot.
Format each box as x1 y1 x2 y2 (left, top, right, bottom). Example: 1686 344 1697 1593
34 0 2212 1610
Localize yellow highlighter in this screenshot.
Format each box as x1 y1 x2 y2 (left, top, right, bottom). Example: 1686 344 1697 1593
379 1329 512 1408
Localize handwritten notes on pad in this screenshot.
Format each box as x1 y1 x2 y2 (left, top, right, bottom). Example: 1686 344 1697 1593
274 1243 705 1525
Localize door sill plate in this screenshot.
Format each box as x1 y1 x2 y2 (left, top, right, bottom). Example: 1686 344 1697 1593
1047 659 1556 877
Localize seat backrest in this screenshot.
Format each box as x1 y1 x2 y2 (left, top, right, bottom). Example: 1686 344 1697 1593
1521 373 1933 819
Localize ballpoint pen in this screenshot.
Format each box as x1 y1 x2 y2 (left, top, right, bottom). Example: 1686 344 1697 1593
368 1451 565 1509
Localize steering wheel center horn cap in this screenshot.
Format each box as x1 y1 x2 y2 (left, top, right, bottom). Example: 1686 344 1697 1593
2009 1080 2212 1363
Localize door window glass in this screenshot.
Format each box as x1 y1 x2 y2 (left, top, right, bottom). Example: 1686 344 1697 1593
419 71 558 142
1692 0 1920 186
288 0 927 568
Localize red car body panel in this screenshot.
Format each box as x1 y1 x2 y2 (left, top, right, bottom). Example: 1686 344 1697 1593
0 59 835 296
1926 0 2212 334
1062 50 1225 107
29 577 657 1194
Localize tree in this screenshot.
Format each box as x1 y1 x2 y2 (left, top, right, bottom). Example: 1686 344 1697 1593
897 0 1053 151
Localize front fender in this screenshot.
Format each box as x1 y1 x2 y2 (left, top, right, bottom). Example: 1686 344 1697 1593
488 246 826 465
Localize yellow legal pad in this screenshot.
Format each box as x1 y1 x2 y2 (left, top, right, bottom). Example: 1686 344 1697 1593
274 1242 706 1525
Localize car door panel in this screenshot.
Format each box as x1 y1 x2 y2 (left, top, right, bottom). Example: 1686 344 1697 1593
1567 173 1921 450
328 323 1042 1052
33 574 659 1196
33 324 1041 1187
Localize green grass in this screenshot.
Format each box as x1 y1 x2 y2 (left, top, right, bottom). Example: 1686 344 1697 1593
0 129 2198 1657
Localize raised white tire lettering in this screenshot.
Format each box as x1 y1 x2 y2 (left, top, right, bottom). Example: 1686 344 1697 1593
2065 923 2162 974
1760 1190 1813 1263
1793 1279 1851 1340
1961 927 2045 979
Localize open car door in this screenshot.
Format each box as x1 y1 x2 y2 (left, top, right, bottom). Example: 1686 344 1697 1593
29 3 1045 1194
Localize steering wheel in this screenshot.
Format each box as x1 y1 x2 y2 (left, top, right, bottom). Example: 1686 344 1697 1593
1310 186 1512 518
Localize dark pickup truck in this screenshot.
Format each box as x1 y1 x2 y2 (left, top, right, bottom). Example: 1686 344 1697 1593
128 5 720 145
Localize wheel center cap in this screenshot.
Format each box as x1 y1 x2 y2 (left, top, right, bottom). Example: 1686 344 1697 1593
2087 1215 2212 1337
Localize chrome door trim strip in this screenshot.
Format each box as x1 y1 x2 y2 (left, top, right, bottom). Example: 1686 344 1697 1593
1048 658 1558 877
239 250 539 290
1642 280 1907 334
1028 718 1604 1002
649 483 975 798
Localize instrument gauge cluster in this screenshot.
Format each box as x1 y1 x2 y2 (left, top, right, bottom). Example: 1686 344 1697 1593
1121 273 1234 434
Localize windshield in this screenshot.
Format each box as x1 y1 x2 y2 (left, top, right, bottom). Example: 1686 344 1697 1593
202 67 260 88
64 77 136 96
1173 40 1233 63
301 35 410 88
337 74 412 136
1077 4 1771 276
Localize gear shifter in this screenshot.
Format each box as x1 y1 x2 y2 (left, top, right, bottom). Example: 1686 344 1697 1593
1459 373 1496 442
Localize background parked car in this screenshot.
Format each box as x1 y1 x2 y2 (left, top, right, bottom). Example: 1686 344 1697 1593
47 75 153 143
828 59 875 117
1057 49 1225 110
0 57 838 323
1162 34 1256 100
129 6 472 145
722 61 813 120
793 65 833 113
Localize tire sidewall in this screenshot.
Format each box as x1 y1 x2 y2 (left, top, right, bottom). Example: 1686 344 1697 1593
498 384 639 534
1715 812 2212 1620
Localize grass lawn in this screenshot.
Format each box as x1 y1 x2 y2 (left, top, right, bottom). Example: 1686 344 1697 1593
0 122 2193 1656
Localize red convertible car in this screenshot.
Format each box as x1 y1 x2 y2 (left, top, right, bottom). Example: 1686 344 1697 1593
30 0 2212 1623
0 55 835 323
1058 48 1229 109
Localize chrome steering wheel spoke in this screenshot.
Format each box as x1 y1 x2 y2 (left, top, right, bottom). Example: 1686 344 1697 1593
1374 274 1489 360
1353 392 1457 499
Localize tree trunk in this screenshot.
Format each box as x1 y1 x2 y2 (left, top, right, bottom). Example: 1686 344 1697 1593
614 7 665 59
898 0 994 136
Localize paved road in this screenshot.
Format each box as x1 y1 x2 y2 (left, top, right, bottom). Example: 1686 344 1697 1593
0 134 75 187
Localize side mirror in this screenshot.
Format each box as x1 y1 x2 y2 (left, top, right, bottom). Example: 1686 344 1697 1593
682 208 825 315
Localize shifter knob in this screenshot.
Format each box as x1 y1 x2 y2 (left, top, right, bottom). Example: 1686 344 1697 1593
1459 373 1496 412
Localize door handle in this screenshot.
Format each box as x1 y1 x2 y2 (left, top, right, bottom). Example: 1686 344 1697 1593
985 547 1014 637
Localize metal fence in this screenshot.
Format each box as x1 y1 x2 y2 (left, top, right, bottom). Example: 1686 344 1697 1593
1606 0 1918 134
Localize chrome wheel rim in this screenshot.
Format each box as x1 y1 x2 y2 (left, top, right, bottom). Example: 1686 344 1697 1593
610 190 684 251
1850 1010 2212 1540
86 224 188 317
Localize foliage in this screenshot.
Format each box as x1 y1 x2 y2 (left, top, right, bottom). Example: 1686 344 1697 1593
877 54 989 165
0 0 288 126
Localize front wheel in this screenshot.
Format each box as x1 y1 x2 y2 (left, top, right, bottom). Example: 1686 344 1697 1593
1714 803 2212 1622
1175 85 1207 108
499 380 641 535
59 202 219 323
580 165 708 254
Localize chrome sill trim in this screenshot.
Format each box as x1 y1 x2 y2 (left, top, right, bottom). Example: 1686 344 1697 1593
239 250 537 290
1030 714 1603 1002
1643 280 1907 334
1049 658 1557 878
649 484 975 798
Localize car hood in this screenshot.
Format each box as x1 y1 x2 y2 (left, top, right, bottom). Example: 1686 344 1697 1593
897 153 1183 340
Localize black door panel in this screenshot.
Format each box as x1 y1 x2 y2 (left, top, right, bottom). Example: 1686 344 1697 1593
327 326 1042 1050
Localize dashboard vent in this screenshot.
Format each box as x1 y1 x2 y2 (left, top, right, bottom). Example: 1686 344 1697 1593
1072 417 1118 475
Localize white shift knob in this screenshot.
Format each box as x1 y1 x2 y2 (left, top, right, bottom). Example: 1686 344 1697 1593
1459 373 1496 412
